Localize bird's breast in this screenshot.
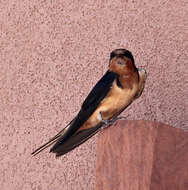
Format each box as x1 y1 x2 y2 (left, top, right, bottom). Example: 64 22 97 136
79 80 139 130
90 80 138 123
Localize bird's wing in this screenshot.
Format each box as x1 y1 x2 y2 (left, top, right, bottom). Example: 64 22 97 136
50 71 119 154
32 71 119 156
81 71 119 110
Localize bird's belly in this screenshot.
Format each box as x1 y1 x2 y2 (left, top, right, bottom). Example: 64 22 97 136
88 83 138 125
97 90 135 119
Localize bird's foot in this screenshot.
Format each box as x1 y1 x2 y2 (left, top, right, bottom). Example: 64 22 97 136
98 112 126 130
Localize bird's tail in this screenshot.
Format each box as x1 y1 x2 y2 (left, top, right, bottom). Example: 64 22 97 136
31 122 72 156
51 124 102 157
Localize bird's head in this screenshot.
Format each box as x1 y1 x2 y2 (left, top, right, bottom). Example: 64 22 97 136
109 49 137 75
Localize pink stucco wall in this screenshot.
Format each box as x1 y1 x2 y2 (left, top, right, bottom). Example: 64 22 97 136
0 0 187 189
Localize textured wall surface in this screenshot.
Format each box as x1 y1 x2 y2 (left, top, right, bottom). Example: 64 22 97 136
0 0 187 189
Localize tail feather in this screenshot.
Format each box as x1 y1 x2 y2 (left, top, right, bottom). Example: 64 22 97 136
31 119 74 156
31 128 64 156
32 119 102 157
51 124 102 157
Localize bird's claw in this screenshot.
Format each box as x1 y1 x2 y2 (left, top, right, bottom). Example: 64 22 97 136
99 112 126 130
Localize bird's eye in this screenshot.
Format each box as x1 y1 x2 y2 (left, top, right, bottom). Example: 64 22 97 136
117 61 125 65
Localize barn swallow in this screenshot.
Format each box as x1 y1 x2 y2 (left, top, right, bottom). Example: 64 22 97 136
32 49 147 157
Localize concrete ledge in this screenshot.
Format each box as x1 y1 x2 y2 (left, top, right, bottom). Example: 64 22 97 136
96 120 188 190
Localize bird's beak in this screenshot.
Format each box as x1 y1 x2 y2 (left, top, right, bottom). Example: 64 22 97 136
138 68 147 80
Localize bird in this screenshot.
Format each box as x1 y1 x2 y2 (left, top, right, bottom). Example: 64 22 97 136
32 49 147 157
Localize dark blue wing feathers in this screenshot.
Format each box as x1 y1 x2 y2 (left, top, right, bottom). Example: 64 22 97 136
81 71 119 110
50 71 119 153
